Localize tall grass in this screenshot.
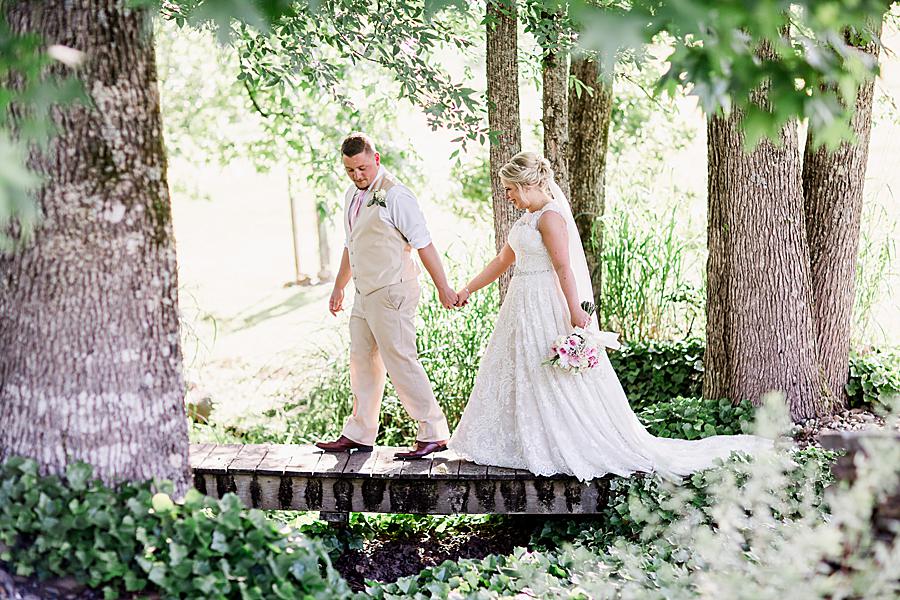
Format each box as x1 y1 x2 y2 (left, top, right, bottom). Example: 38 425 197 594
853 201 898 348
598 205 703 341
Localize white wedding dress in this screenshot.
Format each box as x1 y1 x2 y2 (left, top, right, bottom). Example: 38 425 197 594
447 201 774 482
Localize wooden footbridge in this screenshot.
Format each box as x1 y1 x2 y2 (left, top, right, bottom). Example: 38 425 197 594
189 443 612 523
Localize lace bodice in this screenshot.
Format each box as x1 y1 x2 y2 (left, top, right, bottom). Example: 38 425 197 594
508 202 562 272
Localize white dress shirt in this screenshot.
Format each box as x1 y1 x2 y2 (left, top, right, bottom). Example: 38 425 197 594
343 166 432 250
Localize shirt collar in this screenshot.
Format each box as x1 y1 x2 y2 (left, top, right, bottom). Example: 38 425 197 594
370 165 386 190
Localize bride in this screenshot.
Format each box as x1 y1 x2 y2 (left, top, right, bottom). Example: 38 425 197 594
447 151 773 482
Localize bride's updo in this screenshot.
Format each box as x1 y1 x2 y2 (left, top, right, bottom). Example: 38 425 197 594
499 151 554 193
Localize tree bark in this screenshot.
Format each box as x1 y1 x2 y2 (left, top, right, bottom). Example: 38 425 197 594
486 0 522 302
286 171 311 285
540 15 569 200
315 200 333 282
705 109 827 420
802 22 882 408
0 1 191 496
567 56 612 305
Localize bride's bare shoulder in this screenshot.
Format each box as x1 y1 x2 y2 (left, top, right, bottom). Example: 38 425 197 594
535 209 566 238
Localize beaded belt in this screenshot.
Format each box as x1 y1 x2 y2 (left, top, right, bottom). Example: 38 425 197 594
513 268 553 277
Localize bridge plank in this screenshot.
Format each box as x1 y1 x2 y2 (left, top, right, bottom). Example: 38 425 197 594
229 445 269 472
254 445 297 510
430 449 462 479
196 444 243 474
284 446 323 477
256 444 297 476
189 443 216 469
398 455 434 479
457 459 488 479
342 449 380 478
486 465 519 480
368 447 406 479
313 450 351 477
228 446 269 508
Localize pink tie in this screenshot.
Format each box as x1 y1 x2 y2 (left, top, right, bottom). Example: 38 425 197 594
349 189 364 231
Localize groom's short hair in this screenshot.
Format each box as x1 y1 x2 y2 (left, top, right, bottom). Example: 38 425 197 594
342 133 377 157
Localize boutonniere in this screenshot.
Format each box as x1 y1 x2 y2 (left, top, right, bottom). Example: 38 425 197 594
367 189 387 208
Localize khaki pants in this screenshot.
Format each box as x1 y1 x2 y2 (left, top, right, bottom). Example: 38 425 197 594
342 279 450 445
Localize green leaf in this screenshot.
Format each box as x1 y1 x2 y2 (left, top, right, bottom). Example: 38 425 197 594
151 493 175 513
63 462 93 492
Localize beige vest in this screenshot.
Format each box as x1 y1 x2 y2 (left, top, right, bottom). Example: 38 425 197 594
346 171 421 296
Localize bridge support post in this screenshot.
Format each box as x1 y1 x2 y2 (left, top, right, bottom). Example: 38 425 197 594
320 510 350 527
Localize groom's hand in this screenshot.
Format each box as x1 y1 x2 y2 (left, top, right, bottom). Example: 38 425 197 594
438 286 458 309
329 287 345 316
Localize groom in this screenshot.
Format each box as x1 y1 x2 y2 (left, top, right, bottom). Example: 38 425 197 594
315 133 455 460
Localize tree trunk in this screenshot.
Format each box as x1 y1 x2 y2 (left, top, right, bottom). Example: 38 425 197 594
286 171 311 285
704 110 827 420
0 1 191 496
316 200 333 282
802 22 882 408
486 0 522 302
540 14 569 199
567 56 612 305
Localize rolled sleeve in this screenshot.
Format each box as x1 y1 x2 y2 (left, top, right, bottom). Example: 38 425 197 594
385 185 432 249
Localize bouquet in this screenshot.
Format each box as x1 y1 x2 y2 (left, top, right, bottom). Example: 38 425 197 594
544 301 618 373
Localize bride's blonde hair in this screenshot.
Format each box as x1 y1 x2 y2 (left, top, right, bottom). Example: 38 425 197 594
499 151 554 194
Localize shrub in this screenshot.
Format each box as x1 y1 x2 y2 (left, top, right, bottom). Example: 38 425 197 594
846 349 900 411
0 457 349 599
529 443 837 550
636 396 756 440
609 340 900 414
607 338 705 411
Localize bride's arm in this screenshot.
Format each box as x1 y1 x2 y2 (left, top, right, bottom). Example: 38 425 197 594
456 243 515 303
539 212 591 328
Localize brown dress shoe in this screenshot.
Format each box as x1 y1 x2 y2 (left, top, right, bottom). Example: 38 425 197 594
394 440 448 460
315 435 373 453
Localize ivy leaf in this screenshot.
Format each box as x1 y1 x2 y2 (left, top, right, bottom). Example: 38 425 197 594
151 492 176 513
65 462 93 492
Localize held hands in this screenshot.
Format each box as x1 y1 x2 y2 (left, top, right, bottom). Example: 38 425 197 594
438 286 459 309
332 285 462 313
454 287 471 307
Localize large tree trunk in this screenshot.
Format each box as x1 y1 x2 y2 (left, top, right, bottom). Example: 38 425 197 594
705 110 827 420
567 56 612 305
486 0 522 301
540 11 569 199
0 1 191 496
802 22 882 408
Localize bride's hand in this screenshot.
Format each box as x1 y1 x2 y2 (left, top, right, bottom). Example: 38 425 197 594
455 287 471 307
571 306 591 329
